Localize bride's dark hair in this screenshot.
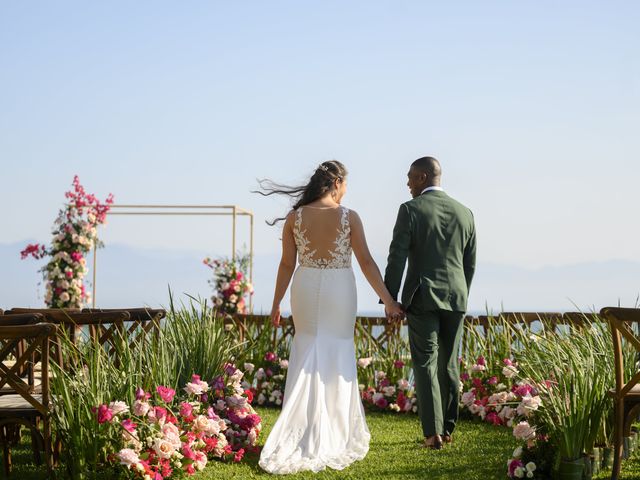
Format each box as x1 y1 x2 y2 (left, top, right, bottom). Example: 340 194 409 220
255 160 348 226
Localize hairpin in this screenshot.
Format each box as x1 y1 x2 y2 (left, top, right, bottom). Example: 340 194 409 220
318 164 328 172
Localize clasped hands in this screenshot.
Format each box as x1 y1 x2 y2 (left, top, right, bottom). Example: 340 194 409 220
385 301 405 323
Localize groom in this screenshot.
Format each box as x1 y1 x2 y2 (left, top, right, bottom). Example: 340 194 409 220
383 156 476 450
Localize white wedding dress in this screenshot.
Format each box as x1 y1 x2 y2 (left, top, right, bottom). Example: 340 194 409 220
259 205 371 475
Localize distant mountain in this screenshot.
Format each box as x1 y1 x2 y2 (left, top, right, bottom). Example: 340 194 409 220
1 242 638 315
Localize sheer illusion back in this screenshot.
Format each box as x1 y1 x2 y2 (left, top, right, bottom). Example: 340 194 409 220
293 206 351 269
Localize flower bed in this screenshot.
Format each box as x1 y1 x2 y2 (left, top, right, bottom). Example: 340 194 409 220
98 368 261 479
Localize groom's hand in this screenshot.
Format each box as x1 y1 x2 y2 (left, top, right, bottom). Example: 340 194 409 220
385 301 405 323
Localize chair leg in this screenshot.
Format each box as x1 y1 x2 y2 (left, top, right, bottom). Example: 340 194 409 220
2 428 11 477
43 417 52 473
31 425 42 465
612 400 625 480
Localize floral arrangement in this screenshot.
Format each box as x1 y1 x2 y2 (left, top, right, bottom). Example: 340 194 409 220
97 367 261 478
358 357 417 413
21 175 113 308
203 255 253 316
459 356 544 428
243 351 288 407
506 436 554 479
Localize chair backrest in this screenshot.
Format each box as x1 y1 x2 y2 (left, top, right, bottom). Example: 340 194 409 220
0 314 44 391
81 308 165 342
600 307 640 399
0 322 57 414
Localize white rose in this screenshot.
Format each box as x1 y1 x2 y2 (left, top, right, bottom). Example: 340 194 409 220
279 359 289 369
244 362 255 373
152 438 175 459
59 292 70 302
525 462 537 472
109 401 129 416
229 294 238 303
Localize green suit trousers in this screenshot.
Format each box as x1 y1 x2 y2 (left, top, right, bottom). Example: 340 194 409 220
407 296 465 438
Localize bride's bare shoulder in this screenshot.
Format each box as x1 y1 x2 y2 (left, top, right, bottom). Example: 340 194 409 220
347 208 363 228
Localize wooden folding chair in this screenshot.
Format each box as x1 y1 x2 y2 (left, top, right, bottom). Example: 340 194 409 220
600 307 640 480
0 322 57 475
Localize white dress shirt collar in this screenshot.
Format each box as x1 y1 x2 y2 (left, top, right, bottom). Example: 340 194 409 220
420 186 444 195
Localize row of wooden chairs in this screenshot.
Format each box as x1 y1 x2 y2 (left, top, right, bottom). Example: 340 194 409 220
0 307 165 476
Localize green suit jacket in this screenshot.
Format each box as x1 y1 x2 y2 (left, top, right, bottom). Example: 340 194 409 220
384 189 476 312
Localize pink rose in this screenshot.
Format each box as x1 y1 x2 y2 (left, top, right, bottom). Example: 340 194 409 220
95 404 113 424
122 418 137 433
156 385 176 403
179 402 194 418
133 400 150 417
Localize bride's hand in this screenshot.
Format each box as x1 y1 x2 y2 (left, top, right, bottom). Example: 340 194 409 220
271 305 281 327
385 301 405 323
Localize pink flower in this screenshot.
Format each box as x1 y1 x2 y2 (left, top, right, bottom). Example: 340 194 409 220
513 384 535 398
487 376 498 385
133 400 150 417
394 360 405 369
179 402 194 418
233 448 245 463
376 397 389 409
461 372 470 382
485 411 502 426
135 387 150 401
513 421 536 441
121 418 137 433
116 448 140 468
224 363 237 376
95 404 113 424
156 385 176 403
476 356 486 366
508 458 524 478
264 352 277 362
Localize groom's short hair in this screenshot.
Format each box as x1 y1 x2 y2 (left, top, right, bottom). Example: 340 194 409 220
412 156 441 178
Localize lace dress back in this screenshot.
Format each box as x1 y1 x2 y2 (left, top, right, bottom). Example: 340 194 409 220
293 206 352 269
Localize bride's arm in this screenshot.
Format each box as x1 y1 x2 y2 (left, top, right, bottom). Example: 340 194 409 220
271 212 297 326
350 210 403 317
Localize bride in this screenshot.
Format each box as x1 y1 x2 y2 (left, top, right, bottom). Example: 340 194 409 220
256 160 404 474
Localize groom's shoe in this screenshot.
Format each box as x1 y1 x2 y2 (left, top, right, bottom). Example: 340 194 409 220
423 435 443 450
442 434 452 445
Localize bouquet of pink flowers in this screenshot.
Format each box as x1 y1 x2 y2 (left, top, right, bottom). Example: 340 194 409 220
21 175 113 308
203 255 253 316
99 367 261 478
358 358 417 413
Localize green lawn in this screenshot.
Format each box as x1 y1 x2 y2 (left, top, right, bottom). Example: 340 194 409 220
5 408 640 479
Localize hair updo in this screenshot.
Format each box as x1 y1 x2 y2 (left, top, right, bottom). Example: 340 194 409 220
255 160 348 225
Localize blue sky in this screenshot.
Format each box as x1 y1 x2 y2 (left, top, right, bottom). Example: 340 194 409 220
1 2 639 311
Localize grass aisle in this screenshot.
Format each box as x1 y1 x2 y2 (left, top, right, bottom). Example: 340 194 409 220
7 408 640 479
199 408 515 480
